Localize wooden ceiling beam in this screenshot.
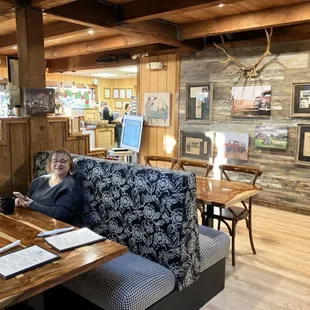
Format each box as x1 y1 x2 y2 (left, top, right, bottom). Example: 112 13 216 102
120 0 242 23
180 2 310 40
0 21 87 49
44 35 156 59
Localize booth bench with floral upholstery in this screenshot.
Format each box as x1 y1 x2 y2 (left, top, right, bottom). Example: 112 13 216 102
34 151 230 310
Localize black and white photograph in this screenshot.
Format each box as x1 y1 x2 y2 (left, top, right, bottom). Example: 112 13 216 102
291 83 310 117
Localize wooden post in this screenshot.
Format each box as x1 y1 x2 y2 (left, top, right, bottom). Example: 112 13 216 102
15 7 48 176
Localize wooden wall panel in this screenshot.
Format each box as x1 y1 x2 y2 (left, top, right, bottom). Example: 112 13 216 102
179 41 310 214
138 53 180 166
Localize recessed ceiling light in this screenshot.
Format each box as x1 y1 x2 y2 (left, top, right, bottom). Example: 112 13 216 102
218 3 225 7
88 29 94 35
120 66 138 73
13 46 17 50
91 73 118 77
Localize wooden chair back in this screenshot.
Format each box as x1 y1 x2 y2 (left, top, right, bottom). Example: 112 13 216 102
144 155 178 169
179 159 213 178
219 164 262 185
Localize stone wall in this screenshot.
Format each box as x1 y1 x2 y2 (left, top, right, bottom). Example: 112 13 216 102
179 40 310 214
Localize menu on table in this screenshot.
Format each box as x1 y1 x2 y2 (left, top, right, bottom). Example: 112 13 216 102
0 245 59 280
44 227 106 252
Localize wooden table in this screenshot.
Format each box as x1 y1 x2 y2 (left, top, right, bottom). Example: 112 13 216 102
0 208 128 309
196 177 261 227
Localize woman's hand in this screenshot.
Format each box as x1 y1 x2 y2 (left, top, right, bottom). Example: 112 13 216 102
15 196 33 208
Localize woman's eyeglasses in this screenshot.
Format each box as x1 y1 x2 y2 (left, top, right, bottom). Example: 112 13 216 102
51 159 69 165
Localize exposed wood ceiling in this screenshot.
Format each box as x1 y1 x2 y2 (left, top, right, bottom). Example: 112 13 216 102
0 0 309 71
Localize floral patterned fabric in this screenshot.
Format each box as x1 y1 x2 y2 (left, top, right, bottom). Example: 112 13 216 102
34 151 201 291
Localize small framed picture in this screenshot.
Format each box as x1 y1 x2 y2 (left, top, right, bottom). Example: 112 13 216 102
291 83 310 117
186 82 213 123
119 89 126 99
113 89 119 99
115 100 122 109
126 88 133 99
104 88 111 99
295 124 310 165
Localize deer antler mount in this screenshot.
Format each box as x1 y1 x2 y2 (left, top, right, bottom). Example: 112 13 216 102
214 28 273 80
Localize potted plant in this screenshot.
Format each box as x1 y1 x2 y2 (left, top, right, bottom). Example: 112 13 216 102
4 82 20 116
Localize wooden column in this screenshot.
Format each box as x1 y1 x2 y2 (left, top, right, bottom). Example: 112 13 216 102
15 8 48 175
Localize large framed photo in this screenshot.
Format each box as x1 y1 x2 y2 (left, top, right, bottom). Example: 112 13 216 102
180 131 214 161
186 82 213 123
24 88 55 115
104 88 111 99
295 124 310 165
291 83 310 117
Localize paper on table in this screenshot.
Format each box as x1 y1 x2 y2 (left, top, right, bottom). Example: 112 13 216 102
45 227 106 252
0 240 20 254
0 245 59 279
37 226 74 237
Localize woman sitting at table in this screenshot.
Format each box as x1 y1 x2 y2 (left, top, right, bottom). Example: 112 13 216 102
15 149 83 226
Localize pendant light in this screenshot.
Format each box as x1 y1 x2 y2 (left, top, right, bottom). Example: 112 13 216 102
71 70 78 94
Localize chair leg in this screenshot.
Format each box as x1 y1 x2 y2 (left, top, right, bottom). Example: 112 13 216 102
247 215 256 255
231 221 237 266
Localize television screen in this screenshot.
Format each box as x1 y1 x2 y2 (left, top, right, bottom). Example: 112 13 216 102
121 115 144 153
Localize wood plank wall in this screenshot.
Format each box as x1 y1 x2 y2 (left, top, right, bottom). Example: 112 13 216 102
179 40 310 214
138 53 180 166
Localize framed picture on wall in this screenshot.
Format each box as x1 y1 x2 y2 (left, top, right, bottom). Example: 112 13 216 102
255 126 288 150
295 124 310 165
119 89 126 99
180 131 214 161
186 82 213 123
7 56 19 87
24 88 55 115
291 83 310 117
115 100 122 109
126 88 133 99
113 89 119 99
104 88 111 99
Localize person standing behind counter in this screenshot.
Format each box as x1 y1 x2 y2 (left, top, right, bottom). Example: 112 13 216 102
15 149 83 226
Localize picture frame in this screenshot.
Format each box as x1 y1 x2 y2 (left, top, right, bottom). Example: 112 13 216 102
180 131 214 161
290 83 310 117
7 56 19 87
186 82 213 123
295 124 310 165
119 89 126 99
126 88 133 99
115 100 122 109
143 92 170 127
104 88 111 99
113 88 119 99
255 126 288 150
24 88 55 115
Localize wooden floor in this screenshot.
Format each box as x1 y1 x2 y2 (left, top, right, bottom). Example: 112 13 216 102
202 205 310 310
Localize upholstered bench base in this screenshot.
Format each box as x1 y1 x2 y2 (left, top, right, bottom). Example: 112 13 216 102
63 252 175 310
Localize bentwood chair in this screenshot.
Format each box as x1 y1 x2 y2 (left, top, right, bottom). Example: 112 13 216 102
209 164 262 266
179 159 214 223
144 155 178 169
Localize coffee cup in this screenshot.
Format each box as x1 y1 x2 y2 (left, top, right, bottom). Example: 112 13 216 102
0 197 15 215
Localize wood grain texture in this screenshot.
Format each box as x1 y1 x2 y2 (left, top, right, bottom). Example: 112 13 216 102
179 39 310 214
0 208 127 309
202 205 310 309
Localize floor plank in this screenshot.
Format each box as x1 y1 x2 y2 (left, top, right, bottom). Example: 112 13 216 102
202 205 310 310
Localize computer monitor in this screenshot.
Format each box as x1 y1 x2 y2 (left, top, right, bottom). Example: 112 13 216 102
120 115 144 153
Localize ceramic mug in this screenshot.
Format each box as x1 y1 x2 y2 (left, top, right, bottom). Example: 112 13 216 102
0 197 15 215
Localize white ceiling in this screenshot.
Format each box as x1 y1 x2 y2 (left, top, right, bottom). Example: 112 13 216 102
63 65 138 79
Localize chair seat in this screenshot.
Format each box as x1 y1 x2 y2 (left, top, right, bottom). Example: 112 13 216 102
213 206 248 220
63 252 175 310
199 225 230 273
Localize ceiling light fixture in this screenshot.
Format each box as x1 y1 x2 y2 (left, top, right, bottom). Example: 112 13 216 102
120 66 138 73
13 46 17 50
218 3 225 7
91 73 118 77
88 29 94 35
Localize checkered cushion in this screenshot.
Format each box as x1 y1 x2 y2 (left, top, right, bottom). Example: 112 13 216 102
64 252 175 310
199 225 230 272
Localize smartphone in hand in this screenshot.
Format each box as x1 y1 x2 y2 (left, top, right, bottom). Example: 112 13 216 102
13 192 26 199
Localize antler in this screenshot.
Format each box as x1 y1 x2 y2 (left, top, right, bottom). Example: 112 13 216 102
214 28 273 80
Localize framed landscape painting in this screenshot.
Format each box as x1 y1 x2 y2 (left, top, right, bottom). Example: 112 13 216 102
255 126 288 150
180 131 214 161
291 83 310 117
295 124 310 165
231 85 271 118
186 82 213 123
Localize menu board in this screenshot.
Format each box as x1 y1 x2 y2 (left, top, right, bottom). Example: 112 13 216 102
45 227 106 252
0 245 59 280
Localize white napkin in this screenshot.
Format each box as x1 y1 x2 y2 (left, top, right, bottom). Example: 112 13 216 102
37 226 74 237
0 240 21 254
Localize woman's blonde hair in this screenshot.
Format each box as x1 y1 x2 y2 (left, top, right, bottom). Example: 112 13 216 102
46 148 75 174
